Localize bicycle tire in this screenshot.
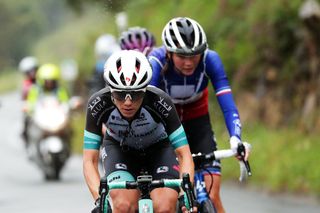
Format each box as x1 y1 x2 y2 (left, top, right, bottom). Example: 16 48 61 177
200 199 216 213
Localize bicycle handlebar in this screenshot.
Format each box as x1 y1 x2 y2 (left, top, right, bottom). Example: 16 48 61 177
98 173 196 213
192 145 252 182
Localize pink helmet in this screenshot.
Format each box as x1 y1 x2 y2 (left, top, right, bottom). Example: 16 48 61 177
119 27 156 55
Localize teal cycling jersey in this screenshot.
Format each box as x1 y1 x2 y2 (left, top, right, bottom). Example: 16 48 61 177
84 86 188 150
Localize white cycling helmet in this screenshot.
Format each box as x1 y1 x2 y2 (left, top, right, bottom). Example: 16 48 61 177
95 34 120 60
104 50 152 90
19 56 39 73
162 17 207 55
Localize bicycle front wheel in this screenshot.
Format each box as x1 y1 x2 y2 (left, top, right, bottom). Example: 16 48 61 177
200 199 216 213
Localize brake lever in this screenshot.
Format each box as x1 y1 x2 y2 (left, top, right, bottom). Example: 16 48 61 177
237 143 252 177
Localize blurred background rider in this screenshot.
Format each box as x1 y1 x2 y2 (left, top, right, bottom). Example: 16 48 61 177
88 34 120 95
19 56 39 145
19 56 39 100
24 64 69 146
119 26 156 56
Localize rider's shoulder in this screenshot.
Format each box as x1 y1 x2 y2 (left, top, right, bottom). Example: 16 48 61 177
146 85 172 101
204 49 221 60
148 46 166 59
203 49 224 69
146 85 165 95
87 87 111 104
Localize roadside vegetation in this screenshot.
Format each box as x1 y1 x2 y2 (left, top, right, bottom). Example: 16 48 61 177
0 70 21 94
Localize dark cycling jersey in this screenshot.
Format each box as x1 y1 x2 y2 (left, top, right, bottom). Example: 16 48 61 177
84 85 188 150
148 46 241 139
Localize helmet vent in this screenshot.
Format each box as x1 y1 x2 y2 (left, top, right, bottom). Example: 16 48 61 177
189 31 195 47
108 72 118 85
120 73 126 85
130 73 137 86
128 34 133 43
116 58 122 72
137 72 148 86
186 19 192 27
135 58 141 73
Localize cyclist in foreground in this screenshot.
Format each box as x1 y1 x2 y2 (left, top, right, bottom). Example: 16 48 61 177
148 17 251 213
83 50 196 213
119 26 156 55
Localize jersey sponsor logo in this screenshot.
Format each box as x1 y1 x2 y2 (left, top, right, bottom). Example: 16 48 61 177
111 115 124 121
88 96 101 110
108 175 121 183
156 166 169 173
115 163 127 170
154 97 172 118
88 97 107 118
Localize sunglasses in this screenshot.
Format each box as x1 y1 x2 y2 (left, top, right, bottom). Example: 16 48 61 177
111 88 146 102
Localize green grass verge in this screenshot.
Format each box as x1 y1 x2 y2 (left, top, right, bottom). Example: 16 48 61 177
70 111 86 154
219 122 320 197
0 70 21 94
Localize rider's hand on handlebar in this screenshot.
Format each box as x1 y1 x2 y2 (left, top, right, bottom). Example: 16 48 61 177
178 194 199 213
229 136 251 161
181 206 198 213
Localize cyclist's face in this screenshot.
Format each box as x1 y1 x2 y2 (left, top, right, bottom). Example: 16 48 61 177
171 53 201 76
111 90 145 120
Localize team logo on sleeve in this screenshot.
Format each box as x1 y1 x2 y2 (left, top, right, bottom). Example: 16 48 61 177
156 166 169 173
154 97 172 118
115 163 127 170
88 96 107 118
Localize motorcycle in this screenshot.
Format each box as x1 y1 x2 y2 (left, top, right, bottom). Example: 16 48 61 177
26 95 81 180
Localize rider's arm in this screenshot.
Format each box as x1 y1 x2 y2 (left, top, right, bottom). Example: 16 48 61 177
168 125 194 181
83 149 100 200
205 50 242 139
83 93 104 200
174 144 194 182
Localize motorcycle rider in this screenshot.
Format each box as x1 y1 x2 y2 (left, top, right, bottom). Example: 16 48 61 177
19 56 39 100
19 56 39 145
83 50 195 212
89 34 120 95
24 64 69 146
119 26 156 55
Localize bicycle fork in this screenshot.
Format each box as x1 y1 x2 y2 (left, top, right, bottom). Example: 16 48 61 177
194 172 209 203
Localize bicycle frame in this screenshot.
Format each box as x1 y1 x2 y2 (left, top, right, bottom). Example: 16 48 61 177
99 173 195 213
192 147 251 212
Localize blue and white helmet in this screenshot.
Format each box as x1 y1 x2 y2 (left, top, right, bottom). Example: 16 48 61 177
162 17 207 55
